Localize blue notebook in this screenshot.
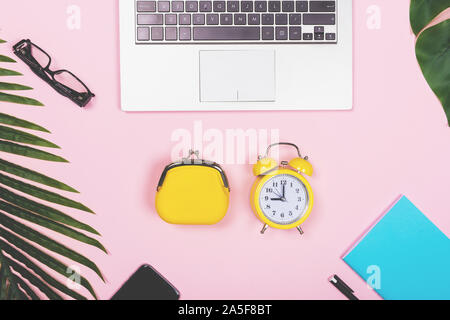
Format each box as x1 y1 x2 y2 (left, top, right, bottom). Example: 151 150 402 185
343 196 450 300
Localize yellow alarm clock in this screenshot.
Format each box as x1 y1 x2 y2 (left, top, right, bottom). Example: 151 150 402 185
251 143 314 235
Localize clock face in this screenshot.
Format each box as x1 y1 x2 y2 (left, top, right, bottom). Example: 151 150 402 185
258 174 309 225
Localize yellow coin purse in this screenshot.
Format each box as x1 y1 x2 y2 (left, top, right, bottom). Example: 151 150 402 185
156 151 230 225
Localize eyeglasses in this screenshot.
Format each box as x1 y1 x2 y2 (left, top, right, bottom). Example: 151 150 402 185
13 39 94 108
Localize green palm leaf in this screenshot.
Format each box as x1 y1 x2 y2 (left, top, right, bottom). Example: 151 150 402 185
0 91 44 106
0 140 67 162
0 55 15 63
0 82 32 91
0 173 93 212
0 125 59 148
0 252 29 300
0 187 99 235
10 274 39 300
0 37 105 300
0 227 98 298
0 201 106 252
0 241 87 300
0 68 22 76
0 256 4 285
0 213 104 281
0 82 32 90
0 159 78 192
6 257 61 300
0 251 10 299
0 113 50 132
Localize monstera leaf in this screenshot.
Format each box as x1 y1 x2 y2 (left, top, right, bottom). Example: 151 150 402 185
410 0 450 35
0 39 106 300
410 1 450 125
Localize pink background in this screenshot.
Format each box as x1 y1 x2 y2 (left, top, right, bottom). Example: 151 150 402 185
1 0 449 300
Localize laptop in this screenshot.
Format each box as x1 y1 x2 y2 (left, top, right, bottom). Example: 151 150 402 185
119 0 353 111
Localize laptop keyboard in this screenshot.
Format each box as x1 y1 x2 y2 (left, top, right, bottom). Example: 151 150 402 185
135 1 337 43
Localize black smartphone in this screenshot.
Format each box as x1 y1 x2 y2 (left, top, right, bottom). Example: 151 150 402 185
111 264 180 300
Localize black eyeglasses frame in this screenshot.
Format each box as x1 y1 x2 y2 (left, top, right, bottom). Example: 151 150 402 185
13 39 95 108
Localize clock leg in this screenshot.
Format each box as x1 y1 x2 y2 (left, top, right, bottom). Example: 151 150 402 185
297 226 304 235
260 224 269 234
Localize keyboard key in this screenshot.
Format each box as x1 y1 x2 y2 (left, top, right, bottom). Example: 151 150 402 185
207 14 219 24
172 1 184 12
262 14 274 25
314 33 324 40
296 1 308 12
248 14 261 25
137 27 150 40
303 14 336 25
275 13 287 25
276 26 288 40
137 1 156 12
200 1 212 12
310 1 336 12
227 1 239 12
289 13 301 25
255 1 268 12
193 27 260 40
137 14 163 25
193 14 205 25
234 14 246 25
314 26 325 33
242 1 253 12
151 27 163 40
282 1 294 12
165 27 177 40
314 26 325 40
186 1 199 12
268 1 281 12
158 1 170 12
326 33 336 40
262 27 274 40
303 32 313 40
165 14 177 25
220 14 233 25
180 14 191 25
289 26 302 40
180 27 192 40
213 1 226 12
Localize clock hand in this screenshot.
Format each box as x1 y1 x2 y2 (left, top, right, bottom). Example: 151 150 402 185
272 188 287 202
273 189 282 198
274 185 287 202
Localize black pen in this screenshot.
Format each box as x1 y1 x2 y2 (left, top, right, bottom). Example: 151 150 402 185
329 275 359 300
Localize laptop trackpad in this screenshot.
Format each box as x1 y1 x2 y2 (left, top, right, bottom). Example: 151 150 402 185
200 50 276 102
